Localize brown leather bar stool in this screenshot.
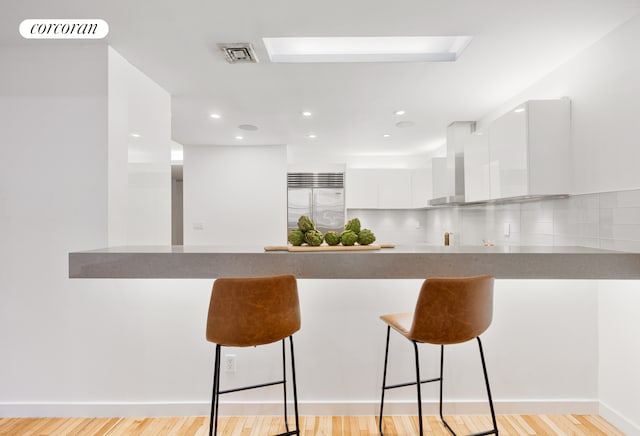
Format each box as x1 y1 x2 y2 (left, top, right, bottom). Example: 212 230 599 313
206 274 301 436
378 275 498 436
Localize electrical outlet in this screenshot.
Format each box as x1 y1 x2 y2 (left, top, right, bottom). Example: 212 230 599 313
224 354 236 373
503 223 510 237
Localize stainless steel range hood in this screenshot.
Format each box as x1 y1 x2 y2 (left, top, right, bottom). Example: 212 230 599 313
429 194 570 207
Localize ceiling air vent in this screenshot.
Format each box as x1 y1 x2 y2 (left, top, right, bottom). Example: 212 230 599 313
217 43 258 64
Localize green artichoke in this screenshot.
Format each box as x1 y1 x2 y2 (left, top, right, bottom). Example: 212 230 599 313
304 229 324 246
357 229 376 245
340 230 358 246
344 218 361 235
288 229 305 246
297 215 315 232
324 231 340 246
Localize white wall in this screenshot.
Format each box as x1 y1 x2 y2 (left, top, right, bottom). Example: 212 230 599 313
290 279 599 415
0 43 108 405
0 43 216 418
183 145 287 246
478 14 640 195
108 47 171 245
598 281 640 434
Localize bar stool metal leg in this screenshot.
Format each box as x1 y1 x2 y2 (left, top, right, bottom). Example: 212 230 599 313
378 326 391 435
413 341 424 436
477 337 499 435
439 345 455 435
280 336 301 436
209 344 221 436
282 339 290 433
289 335 300 435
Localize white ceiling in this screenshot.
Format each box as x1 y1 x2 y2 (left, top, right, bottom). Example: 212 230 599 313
3 0 640 164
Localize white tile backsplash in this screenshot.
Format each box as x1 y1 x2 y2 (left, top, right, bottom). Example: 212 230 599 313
350 188 640 252
577 223 599 238
598 192 618 209
553 235 580 246
522 220 554 235
576 237 601 249
599 238 640 252
599 209 613 226
347 209 430 244
600 224 640 241
612 207 640 225
600 189 640 208
520 233 554 246
615 190 640 207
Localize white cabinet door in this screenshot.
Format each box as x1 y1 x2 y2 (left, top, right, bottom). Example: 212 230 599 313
487 98 571 199
378 169 412 209
346 168 419 209
345 169 378 208
489 105 528 199
411 168 432 208
463 130 491 202
527 99 572 195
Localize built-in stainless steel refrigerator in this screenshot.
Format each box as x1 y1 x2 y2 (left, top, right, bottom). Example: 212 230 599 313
287 173 345 234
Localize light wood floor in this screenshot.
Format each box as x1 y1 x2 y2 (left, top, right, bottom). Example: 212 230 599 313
0 415 624 436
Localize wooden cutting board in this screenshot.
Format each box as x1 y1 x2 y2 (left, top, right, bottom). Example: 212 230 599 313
264 243 394 252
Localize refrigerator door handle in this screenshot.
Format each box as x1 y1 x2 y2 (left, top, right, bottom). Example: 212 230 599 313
310 191 315 223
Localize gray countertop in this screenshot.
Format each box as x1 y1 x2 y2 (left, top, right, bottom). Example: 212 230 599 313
68 244 640 279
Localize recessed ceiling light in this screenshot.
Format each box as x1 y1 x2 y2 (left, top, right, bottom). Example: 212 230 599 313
302 111 312 117
395 121 415 128
383 134 391 138
514 108 525 113
235 135 243 140
476 132 484 135
307 134 317 139
394 110 406 116
238 124 258 131
130 133 141 138
263 36 473 63
210 113 221 119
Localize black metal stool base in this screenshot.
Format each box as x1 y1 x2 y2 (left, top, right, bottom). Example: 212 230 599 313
209 336 300 436
378 326 498 436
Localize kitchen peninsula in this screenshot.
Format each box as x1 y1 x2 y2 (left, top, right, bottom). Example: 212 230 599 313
66 244 640 435
69 244 640 279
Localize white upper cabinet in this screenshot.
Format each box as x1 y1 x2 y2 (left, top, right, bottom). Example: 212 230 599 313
411 167 432 208
377 169 412 209
346 168 427 209
488 98 571 199
345 168 378 208
463 129 491 202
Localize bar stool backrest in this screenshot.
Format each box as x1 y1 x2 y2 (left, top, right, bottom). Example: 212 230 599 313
206 274 300 347
409 275 494 345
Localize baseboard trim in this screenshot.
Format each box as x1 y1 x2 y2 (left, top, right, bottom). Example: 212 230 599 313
599 401 640 435
0 399 598 418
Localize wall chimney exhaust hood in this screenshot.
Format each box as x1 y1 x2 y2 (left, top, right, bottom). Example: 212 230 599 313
429 121 474 206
